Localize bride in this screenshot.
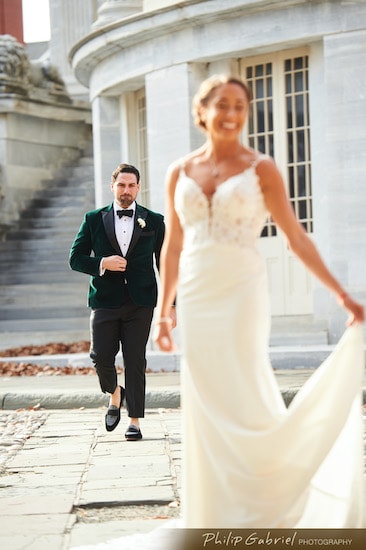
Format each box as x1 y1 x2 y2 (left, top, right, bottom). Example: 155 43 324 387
154 74 364 529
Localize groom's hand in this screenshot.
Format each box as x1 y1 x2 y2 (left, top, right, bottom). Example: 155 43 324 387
102 255 127 272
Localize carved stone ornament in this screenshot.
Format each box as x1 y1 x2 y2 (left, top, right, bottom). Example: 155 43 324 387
0 34 31 95
29 60 72 104
0 34 71 103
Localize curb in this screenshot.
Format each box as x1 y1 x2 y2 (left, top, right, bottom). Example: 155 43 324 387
1 388 366 410
0 389 181 410
0 388 300 410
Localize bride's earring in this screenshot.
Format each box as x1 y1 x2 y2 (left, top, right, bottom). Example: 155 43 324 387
199 107 207 128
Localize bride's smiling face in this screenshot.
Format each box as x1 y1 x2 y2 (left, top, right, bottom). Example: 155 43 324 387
200 83 250 139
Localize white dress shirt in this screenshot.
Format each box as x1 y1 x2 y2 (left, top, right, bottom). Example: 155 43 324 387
114 201 136 256
100 201 136 275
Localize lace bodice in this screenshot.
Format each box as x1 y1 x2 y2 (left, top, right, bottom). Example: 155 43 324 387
175 160 269 249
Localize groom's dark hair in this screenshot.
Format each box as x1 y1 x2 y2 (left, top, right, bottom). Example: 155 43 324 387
111 163 140 184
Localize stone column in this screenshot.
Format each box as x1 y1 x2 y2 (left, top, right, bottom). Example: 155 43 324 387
93 0 143 28
49 0 96 99
145 63 207 212
313 30 366 341
92 95 122 207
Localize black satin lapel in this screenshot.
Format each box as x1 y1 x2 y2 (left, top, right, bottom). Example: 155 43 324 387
127 222 142 257
126 205 147 257
102 208 122 255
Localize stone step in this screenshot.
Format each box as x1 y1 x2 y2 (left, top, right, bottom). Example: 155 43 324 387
31 188 94 202
41 175 93 190
17 217 84 230
6 227 84 239
269 330 328 346
42 163 94 181
0 300 88 314
37 175 93 186
21 195 93 209
270 315 328 346
32 188 93 200
0 254 75 268
0 283 88 307
0 269 84 284
34 182 93 195
0 261 72 273
0 316 89 332
0 249 75 261
0 238 78 251
78 155 94 165
0 249 74 264
0 306 88 321
0 271 82 294
18 212 91 227
64 164 94 179
18 212 90 227
21 205 91 219
0 329 90 349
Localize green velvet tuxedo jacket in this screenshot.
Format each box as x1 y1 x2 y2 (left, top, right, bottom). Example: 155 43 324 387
69 203 165 309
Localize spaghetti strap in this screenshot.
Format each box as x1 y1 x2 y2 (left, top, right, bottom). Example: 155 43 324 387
179 159 187 176
251 153 270 169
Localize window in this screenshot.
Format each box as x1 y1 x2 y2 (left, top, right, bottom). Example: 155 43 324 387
285 56 312 233
136 89 150 206
241 51 312 236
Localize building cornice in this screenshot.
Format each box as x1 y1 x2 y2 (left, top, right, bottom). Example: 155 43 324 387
69 0 310 88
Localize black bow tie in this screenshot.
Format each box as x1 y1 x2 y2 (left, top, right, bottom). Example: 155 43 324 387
116 209 134 218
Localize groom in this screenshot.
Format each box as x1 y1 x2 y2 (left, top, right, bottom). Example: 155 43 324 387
69 163 168 441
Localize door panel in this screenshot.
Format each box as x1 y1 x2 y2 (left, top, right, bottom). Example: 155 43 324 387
257 236 313 315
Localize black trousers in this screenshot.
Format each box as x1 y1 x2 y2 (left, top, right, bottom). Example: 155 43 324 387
89 297 154 419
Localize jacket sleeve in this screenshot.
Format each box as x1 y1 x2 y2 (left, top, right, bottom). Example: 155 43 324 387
153 215 165 272
69 214 103 276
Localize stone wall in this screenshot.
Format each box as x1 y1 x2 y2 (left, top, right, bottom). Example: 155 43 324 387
0 35 91 235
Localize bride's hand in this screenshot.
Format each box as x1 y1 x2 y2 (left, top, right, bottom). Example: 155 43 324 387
339 294 365 325
153 319 176 352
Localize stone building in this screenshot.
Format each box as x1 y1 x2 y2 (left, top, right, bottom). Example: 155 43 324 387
2 0 365 344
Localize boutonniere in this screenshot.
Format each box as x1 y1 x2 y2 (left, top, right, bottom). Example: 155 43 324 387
137 217 146 229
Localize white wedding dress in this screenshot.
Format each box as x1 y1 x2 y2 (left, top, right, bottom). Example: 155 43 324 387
175 157 364 528
73 158 364 549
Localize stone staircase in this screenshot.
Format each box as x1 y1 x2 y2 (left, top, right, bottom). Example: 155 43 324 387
0 144 95 349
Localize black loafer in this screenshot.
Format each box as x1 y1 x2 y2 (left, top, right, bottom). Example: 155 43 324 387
105 386 125 432
125 425 143 441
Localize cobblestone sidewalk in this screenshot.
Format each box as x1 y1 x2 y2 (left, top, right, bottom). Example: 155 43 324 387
0 408 181 550
0 406 366 549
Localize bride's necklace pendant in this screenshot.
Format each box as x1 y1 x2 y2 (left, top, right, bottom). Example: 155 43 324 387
211 159 219 177
212 166 219 177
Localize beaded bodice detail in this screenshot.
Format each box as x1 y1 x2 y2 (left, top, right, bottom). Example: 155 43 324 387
174 161 269 249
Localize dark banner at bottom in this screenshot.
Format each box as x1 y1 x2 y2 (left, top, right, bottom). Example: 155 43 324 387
163 529 366 550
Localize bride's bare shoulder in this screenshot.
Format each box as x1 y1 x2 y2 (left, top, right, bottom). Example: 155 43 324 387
166 150 203 181
184 148 206 167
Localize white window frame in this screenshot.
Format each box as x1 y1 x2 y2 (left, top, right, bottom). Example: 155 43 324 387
240 48 312 236
135 88 150 207
120 88 150 207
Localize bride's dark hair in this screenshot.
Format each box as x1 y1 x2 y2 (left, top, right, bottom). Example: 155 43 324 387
192 74 252 130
